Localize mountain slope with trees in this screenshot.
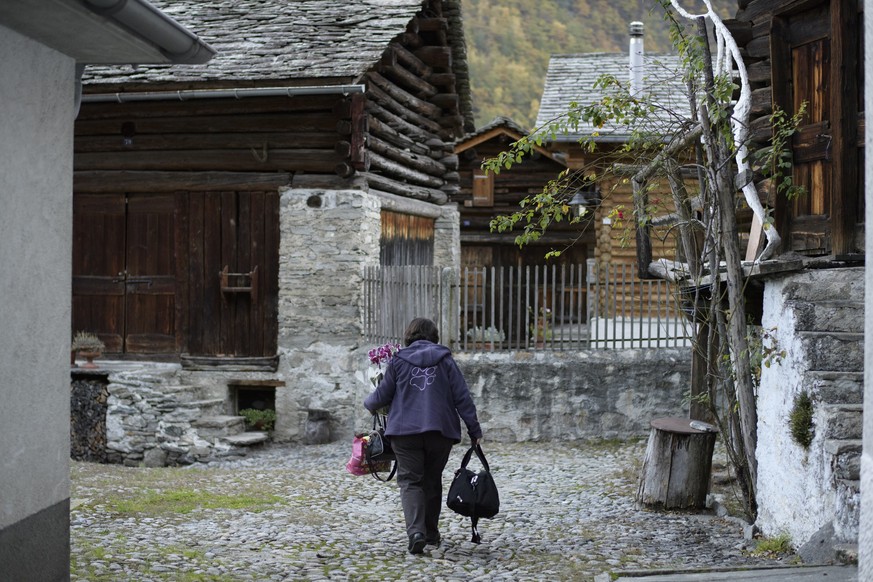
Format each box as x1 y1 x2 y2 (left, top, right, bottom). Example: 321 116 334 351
463 0 718 129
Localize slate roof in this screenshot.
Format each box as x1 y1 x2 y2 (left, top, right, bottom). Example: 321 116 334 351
457 116 530 143
83 0 461 87
534 53 690 143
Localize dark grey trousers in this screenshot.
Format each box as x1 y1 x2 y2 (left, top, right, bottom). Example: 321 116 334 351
389 432 455 541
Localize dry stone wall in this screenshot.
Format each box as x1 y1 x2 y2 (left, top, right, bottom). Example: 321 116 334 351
454 348 690 442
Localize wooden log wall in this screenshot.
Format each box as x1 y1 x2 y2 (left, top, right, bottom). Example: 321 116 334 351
75 94 354 188
360 0 467 205
456 136 592 241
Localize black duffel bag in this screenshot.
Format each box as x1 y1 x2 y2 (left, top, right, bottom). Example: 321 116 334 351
446 444 499 543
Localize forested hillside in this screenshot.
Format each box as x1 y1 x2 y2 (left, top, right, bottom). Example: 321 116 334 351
463 0 716 129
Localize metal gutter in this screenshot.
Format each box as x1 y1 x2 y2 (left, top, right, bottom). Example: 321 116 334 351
81 84 367 103
83 0 215 64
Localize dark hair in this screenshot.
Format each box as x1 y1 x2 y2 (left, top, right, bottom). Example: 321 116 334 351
403 317 439 346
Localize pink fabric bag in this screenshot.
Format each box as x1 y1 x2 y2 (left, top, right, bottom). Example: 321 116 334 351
345 434 371 476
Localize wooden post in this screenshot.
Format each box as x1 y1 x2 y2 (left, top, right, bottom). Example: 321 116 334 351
636 417 717 511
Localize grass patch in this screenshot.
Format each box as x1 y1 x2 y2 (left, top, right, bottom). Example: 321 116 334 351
751 532 792 557
101 488 284 515
789 391 814 449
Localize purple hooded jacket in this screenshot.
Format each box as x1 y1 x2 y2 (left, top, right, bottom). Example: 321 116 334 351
364 340 482 443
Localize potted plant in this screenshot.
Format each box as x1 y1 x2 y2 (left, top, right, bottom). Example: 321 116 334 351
239 408 276 432
72 331 105 369
466 325 505 348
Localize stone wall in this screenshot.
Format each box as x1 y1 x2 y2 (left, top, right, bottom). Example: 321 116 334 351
454 348 690 441
79 346 691 466
756 267 864 553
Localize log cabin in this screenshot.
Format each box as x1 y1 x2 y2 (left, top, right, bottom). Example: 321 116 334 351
533 24 690 335
74 0 474 370
454 116 594 342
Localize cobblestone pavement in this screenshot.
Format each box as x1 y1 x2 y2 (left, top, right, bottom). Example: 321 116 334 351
70 440 795 581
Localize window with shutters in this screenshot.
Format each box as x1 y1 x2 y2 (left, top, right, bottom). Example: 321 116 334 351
471 169 494 207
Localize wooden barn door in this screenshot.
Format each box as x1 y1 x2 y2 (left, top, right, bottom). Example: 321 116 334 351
180 191 279 359
72 193 177 354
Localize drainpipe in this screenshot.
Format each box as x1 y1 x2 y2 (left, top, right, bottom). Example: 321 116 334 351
74 63 86 118
629 21 644 98
80 84 366 103
83 0 215 64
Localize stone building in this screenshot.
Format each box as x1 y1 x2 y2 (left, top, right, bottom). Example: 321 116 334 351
71 0 473 456
0 1 212 579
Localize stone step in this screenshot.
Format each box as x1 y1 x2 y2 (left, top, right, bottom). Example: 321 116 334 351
825 439 862 480
833 479 861 544
799 331 864 372
220 432 270 446
789 300 865 334
781 267 865 303
158 384 202 403
192 415 245 437
805 371 864 405
186 398 227 416
819 405 864 440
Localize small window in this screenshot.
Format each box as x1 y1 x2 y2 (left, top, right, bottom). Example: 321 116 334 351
472 169 494 207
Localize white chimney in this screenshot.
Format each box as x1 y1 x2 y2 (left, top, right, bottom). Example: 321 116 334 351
629 21 644 97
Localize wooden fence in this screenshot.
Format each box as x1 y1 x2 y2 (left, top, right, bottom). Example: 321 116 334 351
362 262 692 350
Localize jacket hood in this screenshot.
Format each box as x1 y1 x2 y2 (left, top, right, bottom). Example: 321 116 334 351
395 340 452 368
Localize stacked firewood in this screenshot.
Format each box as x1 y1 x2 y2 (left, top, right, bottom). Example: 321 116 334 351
70 377 109 463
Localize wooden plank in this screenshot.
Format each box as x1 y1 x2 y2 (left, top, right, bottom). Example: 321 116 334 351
179 354 279 371
75 131 339 153
349 92 368 171
75 171 292 192
187 192 206 354
260 192 279 358
220 191 238 355
202 193 222 355
175 192 189 354
830 0 860 255
249 192 266 356
75 148 341 172
77 94 339 120
237 192 254 355
75 113 338 136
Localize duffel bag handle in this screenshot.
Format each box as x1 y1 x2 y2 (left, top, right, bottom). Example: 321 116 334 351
459 443 491 474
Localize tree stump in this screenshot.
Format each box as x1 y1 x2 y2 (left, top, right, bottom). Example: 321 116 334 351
636 417 717 510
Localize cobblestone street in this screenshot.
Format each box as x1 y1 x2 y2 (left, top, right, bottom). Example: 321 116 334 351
71 440 793 581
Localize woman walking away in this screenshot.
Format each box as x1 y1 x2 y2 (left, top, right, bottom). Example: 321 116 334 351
364 317 482 555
